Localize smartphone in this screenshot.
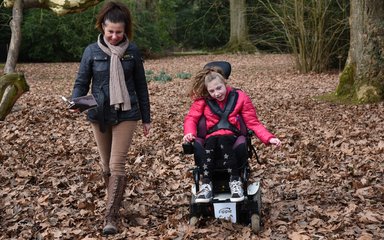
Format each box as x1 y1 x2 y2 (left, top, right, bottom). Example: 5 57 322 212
61 96 75 108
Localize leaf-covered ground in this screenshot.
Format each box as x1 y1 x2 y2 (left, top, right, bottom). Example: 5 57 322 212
0 54 383 240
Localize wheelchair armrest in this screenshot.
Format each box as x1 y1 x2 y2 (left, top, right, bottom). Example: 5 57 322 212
182 142 194 154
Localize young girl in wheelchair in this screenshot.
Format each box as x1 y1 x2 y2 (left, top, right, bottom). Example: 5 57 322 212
183 62 281 203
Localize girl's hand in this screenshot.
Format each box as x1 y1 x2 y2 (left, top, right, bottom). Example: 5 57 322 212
269 138 281 147
183 133 195 143
69 108 80 113
143 123 151 137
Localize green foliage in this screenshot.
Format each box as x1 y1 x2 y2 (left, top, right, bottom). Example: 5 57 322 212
3 0 230 61
147 70 190 82
153 71 172 82
176 72 192 79
1 0 351 72
145 69 173 82
0 6 11 62
145 69 154 82
126 0 176 55
174 0 230 51
19 7 99 62
126 0 229 54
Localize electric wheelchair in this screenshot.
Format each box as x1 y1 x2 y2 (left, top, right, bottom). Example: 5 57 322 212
182 61 263 233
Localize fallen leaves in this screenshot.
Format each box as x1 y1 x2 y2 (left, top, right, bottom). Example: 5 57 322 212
0 54 383 239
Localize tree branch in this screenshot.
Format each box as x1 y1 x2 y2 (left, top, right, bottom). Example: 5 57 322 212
3 0 102 16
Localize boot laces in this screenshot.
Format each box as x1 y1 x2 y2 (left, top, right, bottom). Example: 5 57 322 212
230 180 243 194
198 183 212 196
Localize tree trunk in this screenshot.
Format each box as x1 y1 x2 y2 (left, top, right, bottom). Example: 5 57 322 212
0 73 29 121
336 0 384 103
226 0 256 53
4 0 23 74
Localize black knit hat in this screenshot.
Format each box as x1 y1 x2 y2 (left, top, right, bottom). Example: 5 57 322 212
203 61 232 79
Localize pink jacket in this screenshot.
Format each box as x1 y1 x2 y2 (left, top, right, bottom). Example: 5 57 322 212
184 86 275 144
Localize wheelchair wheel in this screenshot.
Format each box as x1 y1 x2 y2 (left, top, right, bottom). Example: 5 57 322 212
251 214 261 233
189 216 198 226
254 189 262 214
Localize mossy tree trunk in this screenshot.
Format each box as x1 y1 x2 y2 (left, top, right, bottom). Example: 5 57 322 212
0 73 29 121
336 0 384 103
225 0 256 53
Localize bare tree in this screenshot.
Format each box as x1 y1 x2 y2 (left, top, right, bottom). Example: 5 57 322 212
258 0 349 73
336 0 384 103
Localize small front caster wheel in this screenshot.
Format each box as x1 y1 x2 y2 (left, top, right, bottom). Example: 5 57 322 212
251 214 261 233
189 216 198 226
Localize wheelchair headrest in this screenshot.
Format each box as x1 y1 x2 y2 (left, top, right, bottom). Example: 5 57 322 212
203 61 231 79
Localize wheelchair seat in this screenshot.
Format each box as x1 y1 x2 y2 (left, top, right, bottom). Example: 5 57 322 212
186 113 253 188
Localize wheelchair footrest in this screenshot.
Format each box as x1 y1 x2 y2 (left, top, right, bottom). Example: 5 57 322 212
190 196 261 224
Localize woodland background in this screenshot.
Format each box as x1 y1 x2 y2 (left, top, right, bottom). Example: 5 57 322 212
0 0 349 68
0 0 383 239
0 54 383 239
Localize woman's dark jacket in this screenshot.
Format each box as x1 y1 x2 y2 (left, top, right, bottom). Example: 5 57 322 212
71 39 150 131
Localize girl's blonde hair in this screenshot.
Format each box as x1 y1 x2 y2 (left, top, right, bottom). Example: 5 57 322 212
188 67 226 100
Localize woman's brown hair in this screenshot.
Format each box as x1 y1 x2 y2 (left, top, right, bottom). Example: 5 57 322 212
95 0 133 40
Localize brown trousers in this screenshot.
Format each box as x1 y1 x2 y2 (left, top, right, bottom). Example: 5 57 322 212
91 121 137 176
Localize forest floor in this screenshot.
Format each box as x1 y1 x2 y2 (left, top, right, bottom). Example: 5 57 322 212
0 54 383 240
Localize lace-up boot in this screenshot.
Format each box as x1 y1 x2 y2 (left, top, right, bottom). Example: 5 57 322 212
103 175 127 235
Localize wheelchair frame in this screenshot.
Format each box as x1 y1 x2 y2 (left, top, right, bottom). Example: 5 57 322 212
183 131 263 233
182 60 263 232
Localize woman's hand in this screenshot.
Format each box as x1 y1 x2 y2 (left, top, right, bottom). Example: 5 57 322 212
269 137 281 147
143 123 151 137
183 133 195 143
62 96 80 113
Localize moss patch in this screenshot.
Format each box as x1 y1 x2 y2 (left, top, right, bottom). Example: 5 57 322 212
335 63 355 97
314 91 360 105
356 84 382 103
315 85 383 105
